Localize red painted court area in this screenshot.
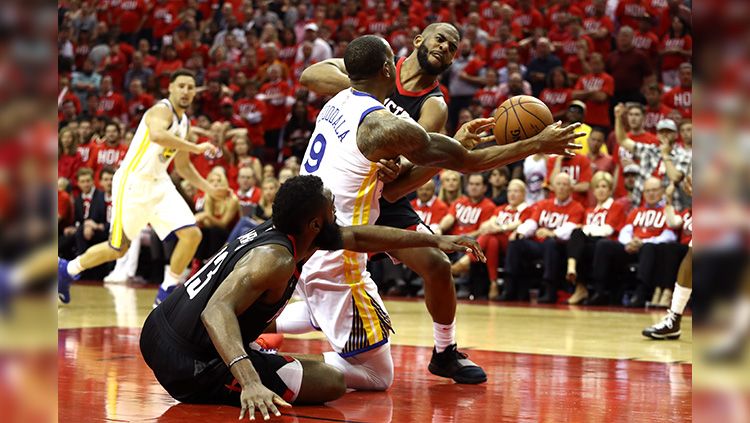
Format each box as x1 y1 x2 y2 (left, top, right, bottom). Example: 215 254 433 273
58 327 691 422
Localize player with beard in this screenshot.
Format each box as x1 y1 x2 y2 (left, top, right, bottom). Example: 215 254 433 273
297 29 581 385
140 175 485 420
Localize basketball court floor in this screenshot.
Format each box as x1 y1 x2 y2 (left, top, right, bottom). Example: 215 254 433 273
58 282 692 422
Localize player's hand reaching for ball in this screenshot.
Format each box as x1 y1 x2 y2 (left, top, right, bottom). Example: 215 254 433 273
436 235 486 263
194 142 219 156
239 382 291 420
534 121 584 157
454 117 496 150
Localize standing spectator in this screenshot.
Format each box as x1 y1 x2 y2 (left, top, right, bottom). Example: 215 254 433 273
565 171 627 304
498 47 527 85
612 103 658 200
71 59 102 112
589 177 677 306
513 0 545 38
295 23 332 64
643 83 674 133
234 82 267 153
96 76 128 122
502 173 585 303
154 45 184 93
473 68 503 118
606 26 654 105
662 62 692 119
573 53 615 130
438 170 463 206
498 71 532 102
439 174 497 237
258 64 291 160
547 152 593 207
632 16 660 68
87 122 127 182
582 0 615 56
659 17 692 88
124 51 154 89
586 127 615 175
59 101 79 128
540 67 573 121
412 179 450 234
126 79 155 119
194 169 240 261
447 41 487 131
615 0 657 30
525 37 562 97
283 100 315 160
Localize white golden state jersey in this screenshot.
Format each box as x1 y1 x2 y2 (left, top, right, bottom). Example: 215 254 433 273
119 99 190 179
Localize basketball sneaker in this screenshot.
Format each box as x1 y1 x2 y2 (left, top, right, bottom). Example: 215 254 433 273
58 258 80 304
428 344 487 384
251 334 285 354
642 310 682 340
153 285 177 308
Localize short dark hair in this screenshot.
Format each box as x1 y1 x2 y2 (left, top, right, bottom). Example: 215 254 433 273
76 167 94 179
344 35 390 80
170 68 196 82
100 166 116 178
272 175 329 235
467 172 487 185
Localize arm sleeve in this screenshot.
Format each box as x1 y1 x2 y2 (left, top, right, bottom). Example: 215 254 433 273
642 229 678 244
618 224 634 245
583 224 614 237
517 218 539 238
554 222 578 241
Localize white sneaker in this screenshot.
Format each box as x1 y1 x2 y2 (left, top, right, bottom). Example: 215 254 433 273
103 272 128 284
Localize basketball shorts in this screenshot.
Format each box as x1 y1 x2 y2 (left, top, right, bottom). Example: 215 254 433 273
109 171 196 250
298 250 394 357
140 309 302 405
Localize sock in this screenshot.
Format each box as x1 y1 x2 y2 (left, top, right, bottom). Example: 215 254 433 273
160 268 181 290
66 257 84 277
433 319 456 353
669 284 692 315
730 298 750 338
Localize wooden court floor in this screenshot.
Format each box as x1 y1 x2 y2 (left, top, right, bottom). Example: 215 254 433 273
58 283 692 422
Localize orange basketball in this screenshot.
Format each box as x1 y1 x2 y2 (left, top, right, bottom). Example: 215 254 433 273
493 95 555 145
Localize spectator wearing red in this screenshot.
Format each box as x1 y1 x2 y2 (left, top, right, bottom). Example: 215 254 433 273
616 0 657 30
235 166 262 218
582 0 615 55
411 179 450 234
439 173 497 237
101 41 130 90
643 83 674 133
663 63 692 119
150 0 181 45
589 177 677 306
546 0 584 31
360 2 392 35
586 127 615 175
59 100 79 128
565 171 627 304
154 45 184 93
612 103 658 198
563 37 593 84
87 122 127 182
136 39 158 70
473 68 503 118
547 151 593 207
513 0 545 37
58 127 84 189
116 0 148 41
448 40 487 131
651 192 692 307
659 16 692 88
258 64 291 157
126 79 154 120
632 16 660 68
540 67 573 121
58 182 74 234
58 76 82 116
190 122 233 179
606 26 654 105
234 82 267 150
502 173 586 303
657 0 692 37
257 44 291 84
573 53 614 129
227 134 263 189
197 76 225 121
453 179 531 299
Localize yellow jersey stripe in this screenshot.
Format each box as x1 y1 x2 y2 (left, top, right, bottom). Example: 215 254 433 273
111 129 151 248
343 251 382 344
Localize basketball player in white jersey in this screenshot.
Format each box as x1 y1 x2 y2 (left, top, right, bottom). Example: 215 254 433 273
269 36 583 390
58 69 229 306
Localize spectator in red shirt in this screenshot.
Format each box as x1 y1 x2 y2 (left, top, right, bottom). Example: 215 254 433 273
513 0 545 37
586 127 615 175
136 39 158 70
606 26 654 105
582 0 615 55
659 16 692 88
235 166 262 218
96 76 128 123
87 122 127 181
547 152 593 207
643 83 674 133
662 62 692 119
58 127 84 188
473 68 503 118
126 79 155 119
540 67 573 121
563 37 593 84
258 64 291 158
411 179 450 234
632 16 660 68
154 45 184 94
573 52 615 129
234 82 267 149
439 173 497 238
589 177 677 306
565 171 627 304
616 0 656 30
502 172 586 303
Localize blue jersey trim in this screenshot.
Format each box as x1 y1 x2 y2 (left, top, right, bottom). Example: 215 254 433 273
359 105 385 124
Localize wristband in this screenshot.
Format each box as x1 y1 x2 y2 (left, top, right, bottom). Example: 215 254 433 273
228 354 250 369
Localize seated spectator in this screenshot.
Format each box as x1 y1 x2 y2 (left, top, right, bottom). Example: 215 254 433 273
654 183 692 307
588 177 677 306
227 133 263 188
439 173 496 238
262 164 276 180
473 68 503 118
540 67 573 121
252 177 280 224
547 151 592 207
659 17 692 89
587 127 614 175
58 127 83 187
662 62 692 119
523 152 548 204
615 164 641 212
497 46 527 85
87 121 127 182
502 173 585 303
283 100 315 159
278 168 295 184
499 69 532 101
438 170 463 206
194 169 240 261
235 167 261 218
58 178 74 235
526 37 562 96
487 166 510 205
453 179 531 299
411 179 449 234
565 171 627 305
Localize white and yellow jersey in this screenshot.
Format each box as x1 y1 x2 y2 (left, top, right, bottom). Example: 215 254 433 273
119 99 189 180
298 89 391 355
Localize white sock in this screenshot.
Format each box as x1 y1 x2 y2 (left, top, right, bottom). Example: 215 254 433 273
730 297 750 338
160 268 181 290
670 284 692 315
433 319 456 353
66 257 84 277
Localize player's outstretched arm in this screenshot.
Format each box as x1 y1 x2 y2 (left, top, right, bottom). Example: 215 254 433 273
144 105 209 154
358 110 584 174
299 58 351 96
338 225 486 262
201 245 294 418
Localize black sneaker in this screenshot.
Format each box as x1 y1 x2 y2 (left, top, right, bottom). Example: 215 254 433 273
642 310 682 340
428 344 487 384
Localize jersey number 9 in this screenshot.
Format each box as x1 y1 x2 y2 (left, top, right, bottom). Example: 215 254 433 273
303 134 327 173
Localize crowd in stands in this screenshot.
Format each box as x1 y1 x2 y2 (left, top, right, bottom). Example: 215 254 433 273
58 0 692 307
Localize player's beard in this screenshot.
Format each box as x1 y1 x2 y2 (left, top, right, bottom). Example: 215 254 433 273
417 44 451 76
314 219 344 251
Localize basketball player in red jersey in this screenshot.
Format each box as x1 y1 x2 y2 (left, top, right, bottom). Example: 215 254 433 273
299 25 582 383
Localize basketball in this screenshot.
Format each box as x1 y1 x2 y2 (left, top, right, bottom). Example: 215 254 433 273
493 95 554 145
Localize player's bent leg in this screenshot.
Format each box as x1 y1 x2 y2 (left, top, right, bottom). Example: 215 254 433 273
322 343 394 391
154 226 202 308
273 300 318 335
59 235 131 303
296 360 347 403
